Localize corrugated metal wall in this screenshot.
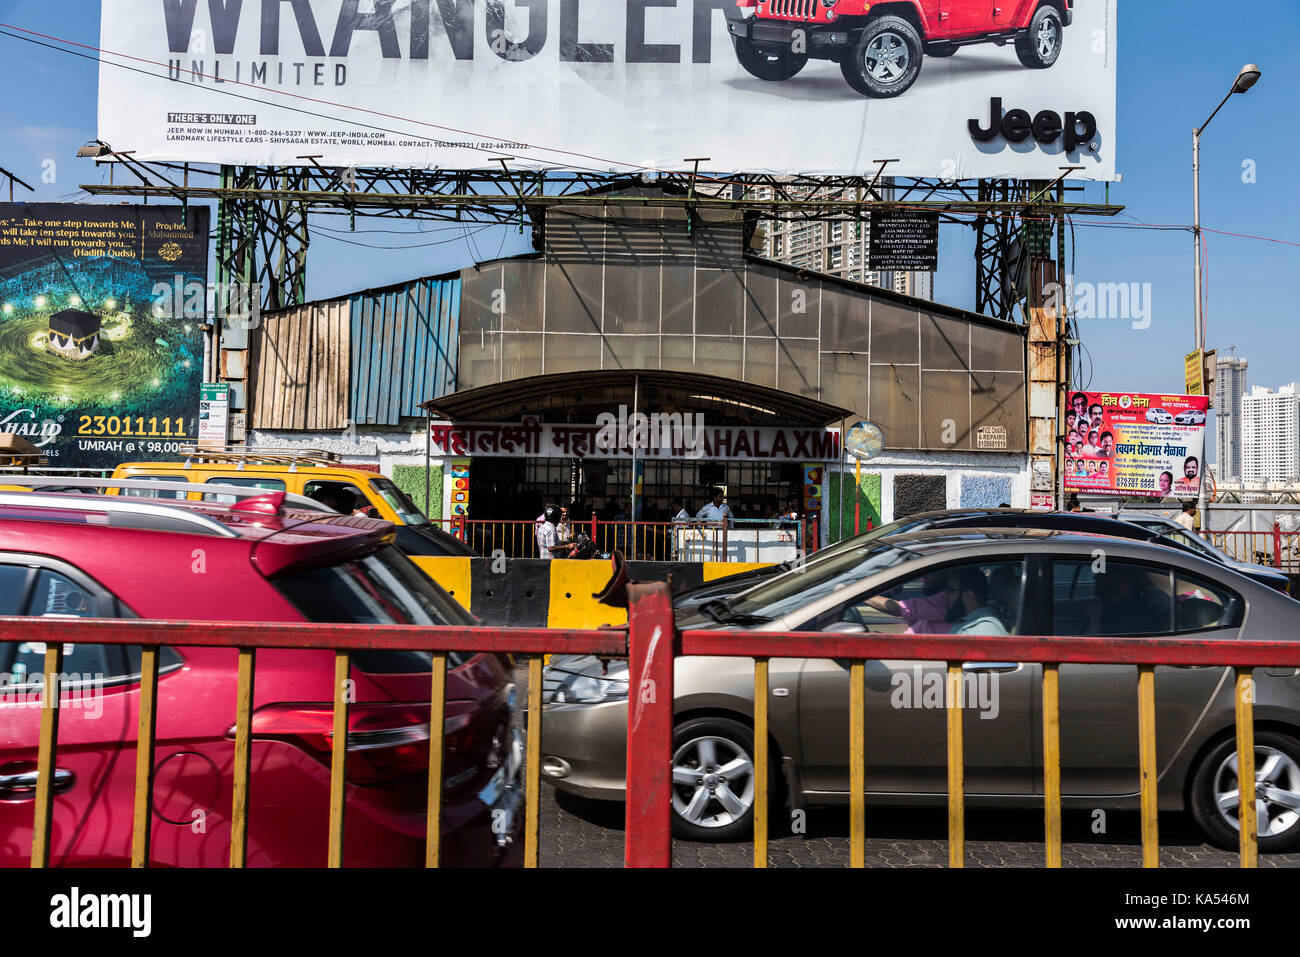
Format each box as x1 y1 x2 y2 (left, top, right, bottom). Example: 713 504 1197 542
250 299 350 430
350 276 460 425
249 274 460 431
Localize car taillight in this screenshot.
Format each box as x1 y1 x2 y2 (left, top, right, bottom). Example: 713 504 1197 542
235 702 478 786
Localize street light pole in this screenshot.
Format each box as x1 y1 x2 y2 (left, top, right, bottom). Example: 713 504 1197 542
1193 64 1260 530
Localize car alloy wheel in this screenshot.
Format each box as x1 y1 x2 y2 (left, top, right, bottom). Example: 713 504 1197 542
1213 745 1300 839
1189 730 1300 852
1035 18 1060 60
672 734 755 829
864 32 910 83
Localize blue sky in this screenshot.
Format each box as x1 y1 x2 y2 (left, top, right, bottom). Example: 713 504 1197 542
1 0 1297 408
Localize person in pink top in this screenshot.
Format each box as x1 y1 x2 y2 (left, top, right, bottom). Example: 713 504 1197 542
865 572 960 634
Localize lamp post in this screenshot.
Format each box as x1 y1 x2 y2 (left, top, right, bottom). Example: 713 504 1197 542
1193 63 1260 529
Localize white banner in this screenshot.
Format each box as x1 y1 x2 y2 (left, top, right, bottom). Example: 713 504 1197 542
98 0 1118 179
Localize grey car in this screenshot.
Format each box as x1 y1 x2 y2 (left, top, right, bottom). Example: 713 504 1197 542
541 528 1300 850
1118 511 1291 592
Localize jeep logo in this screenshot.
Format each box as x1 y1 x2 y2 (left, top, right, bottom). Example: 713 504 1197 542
968 97 1098 153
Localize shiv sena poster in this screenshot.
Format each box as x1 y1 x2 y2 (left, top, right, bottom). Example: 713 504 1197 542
1064 391 1210 499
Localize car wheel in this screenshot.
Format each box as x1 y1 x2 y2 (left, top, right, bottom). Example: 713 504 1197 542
1189 731 1300 852
733 36 808 81
840 16 923 98
1015 4 1064 69
670 717 766 841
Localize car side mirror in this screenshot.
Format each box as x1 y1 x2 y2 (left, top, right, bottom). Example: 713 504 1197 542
823 621 868 635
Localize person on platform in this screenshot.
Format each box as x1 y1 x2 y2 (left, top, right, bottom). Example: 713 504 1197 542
697 488 734 526
1176 500 1198 531
535 504 569 560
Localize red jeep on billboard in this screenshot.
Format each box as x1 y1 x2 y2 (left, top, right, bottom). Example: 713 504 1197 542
729 1 1073 98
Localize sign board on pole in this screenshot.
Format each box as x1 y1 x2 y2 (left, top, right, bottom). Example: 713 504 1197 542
1063 391 1209 499
1184 350 1204 396
98 1 1119 180
868 211 939 271
198 383 230 446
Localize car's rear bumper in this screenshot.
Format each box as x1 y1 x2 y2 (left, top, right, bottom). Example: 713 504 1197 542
540 700 630 801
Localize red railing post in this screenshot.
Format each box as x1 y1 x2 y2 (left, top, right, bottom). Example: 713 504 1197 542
1275 522 1283 569
624 581 676 868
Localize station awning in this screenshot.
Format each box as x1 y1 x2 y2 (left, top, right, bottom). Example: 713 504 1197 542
422 370 853 428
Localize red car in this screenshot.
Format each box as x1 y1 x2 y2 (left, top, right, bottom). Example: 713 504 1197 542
730 0 1072 97
0 491 522 867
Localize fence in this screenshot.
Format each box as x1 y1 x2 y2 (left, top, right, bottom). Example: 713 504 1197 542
5 581 1295 869
437 516 806 563
1210 524 1300 573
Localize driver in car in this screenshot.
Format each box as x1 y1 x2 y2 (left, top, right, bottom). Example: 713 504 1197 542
863 571 960 634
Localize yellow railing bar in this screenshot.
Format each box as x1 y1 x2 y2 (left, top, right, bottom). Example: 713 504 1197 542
946 663 964 868
753 657 769 868
425 652 447 867
1137 664 1159 867
230 648 255 868
1042 663 1062 868
850 659 865 868
131 646 160 868
1235 668 1257 868
524 655 543 868
31 642 64 869
327 651 350 868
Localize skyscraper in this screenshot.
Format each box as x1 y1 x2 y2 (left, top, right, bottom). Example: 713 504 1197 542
1214 354 1248 482
1241 383 1300 486
735 180 935 298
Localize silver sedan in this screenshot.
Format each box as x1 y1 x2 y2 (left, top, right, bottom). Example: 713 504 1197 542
541 528 1300 849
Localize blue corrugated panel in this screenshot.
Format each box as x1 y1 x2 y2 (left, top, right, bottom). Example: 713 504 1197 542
350 275 460 425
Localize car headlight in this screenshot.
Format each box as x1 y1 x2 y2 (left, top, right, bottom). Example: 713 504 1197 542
548 670 630 704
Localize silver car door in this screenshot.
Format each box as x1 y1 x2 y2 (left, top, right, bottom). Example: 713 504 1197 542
795 558 1033 796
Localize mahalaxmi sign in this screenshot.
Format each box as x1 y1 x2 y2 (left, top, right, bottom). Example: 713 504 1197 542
98 0 1118 180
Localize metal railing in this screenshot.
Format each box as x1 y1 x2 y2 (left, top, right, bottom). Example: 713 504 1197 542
5 582 1295 869
436 516 805 563
1210 524 1300 573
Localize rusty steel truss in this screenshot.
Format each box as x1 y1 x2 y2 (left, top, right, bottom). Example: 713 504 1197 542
78 155 1122 322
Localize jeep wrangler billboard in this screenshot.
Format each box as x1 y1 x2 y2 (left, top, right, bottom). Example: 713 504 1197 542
99 0 1118 180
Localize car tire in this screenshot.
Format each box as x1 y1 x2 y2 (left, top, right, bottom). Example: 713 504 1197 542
733 36 808 81
670 716 769 841
840 16 924 98
1188 730 1300 853
1015 4 1064 69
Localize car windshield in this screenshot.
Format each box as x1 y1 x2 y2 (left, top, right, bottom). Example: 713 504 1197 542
370 478 430 526
725 541 912 623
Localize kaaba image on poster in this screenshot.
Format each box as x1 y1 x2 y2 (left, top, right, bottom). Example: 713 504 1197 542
46 308 102 361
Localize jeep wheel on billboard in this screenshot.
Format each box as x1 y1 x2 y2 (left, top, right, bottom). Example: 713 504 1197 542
98 0 1118 181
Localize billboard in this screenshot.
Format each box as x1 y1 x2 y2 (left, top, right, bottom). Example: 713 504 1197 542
1064 391 1209 499
99 0 1118 180
0 203 209 469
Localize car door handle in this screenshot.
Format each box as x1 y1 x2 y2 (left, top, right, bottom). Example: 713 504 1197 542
0 768 75 798
962 662 1021 674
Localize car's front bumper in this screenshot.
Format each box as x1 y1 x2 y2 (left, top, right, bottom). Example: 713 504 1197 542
727 17 854 55
540 699 630 801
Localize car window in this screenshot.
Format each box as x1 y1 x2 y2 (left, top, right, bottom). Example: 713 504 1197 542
303 481 372 516
0 564 31 614
120 475 190 499
725 543 910 622
202 476 286 503
830 559 1025 636
28 569 99 617
1174 575 1242 633
1052 560 1173 636
272 545 474 628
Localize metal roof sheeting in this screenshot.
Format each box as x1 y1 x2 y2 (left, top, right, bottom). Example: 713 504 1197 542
250 299 350 431
350 276 460 426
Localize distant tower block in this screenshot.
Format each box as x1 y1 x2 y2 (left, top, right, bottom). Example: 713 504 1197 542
47 308 101 360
